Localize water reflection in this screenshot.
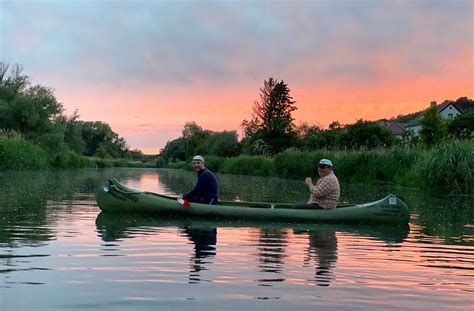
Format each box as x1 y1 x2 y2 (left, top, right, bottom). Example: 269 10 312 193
181 226 216 284
256 228 288 285
300 230 338 286
95 212 410 289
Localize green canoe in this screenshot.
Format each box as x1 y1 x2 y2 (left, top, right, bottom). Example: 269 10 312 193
96 179 410 224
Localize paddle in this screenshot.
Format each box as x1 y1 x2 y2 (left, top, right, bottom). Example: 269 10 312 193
178 198 191 208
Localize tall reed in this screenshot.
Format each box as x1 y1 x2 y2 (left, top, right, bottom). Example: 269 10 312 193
418 141 474 193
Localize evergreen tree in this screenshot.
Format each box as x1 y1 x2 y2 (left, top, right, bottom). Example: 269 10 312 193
241 78 298 154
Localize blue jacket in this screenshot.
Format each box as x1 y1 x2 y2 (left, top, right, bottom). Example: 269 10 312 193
183 168 219 204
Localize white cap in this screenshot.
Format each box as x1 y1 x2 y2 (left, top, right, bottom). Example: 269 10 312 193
192 155 204 162
319 159 333 167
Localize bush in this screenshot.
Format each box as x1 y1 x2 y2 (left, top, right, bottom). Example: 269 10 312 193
94 159 113 168
201 156 224 172
0 138 49 170
220 156 274 176
50 151 93 168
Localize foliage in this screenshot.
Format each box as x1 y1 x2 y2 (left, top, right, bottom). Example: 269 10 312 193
241 78 298 154
127 148 145 160
62 110 86 154
453 96 474 113
418 141 474 193
418 105 447 147
447 112 474 139
0 128 23 139
81 121 128 158
207 131 240 157
0 138 49 170
0 62 131 167
50 151 93 169
219 156 275 176
241 138 272 156
338 120 395 149
160 137 187 162
400 129 420 147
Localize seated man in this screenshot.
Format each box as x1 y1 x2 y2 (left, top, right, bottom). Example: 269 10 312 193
294 159 340 209
182 155 219 205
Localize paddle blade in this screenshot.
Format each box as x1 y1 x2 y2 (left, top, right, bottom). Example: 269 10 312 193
178 199 191 208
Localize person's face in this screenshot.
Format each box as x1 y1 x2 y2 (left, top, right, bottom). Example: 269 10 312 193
192 160 204 172
317 164 332 177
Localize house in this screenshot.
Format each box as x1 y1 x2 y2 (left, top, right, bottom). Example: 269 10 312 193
404 100 463 135
387 122 408 139
378 120 408 139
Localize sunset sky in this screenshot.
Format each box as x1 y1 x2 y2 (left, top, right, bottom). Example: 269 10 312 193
1 0 473 154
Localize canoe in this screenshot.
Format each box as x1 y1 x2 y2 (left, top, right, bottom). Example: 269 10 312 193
96 179 410 224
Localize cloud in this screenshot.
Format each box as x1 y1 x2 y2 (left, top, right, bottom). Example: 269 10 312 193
1 0 472 151
3 0 472 87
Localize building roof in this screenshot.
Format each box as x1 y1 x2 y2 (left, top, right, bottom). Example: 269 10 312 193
438 100 463 114
387 122 407 135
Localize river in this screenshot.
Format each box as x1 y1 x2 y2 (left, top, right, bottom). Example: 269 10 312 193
0 168 472 310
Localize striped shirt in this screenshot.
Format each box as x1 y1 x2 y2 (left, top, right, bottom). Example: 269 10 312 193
308 172 340 209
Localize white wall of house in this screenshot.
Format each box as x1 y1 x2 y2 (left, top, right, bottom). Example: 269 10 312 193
439 104 462 119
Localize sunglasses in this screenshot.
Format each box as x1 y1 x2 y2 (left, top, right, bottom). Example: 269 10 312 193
318 165 331 169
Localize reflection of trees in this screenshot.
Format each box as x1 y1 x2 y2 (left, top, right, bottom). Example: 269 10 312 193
0 169 145 247
256 228 288 285
401 192 474 246
182 227 217 284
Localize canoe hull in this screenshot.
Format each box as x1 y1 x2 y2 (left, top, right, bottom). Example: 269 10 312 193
96 179 410 224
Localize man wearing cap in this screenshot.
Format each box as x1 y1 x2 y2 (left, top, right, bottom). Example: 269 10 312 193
294 159 340 209
182 155 219 205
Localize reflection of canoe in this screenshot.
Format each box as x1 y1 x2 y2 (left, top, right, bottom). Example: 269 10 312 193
95 212 410 244
96 179 410 224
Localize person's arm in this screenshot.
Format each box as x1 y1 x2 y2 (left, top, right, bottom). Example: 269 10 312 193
308 178 333 198
183 172 208 199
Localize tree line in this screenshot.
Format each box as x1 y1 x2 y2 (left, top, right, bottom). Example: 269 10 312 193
0 63 142 166
160 77 473 164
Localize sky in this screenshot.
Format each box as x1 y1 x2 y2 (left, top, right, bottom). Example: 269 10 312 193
1 0 473 154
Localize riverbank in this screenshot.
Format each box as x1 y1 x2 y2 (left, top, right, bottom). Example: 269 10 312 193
0 137 156 170
2 137 472 194
161 140 474 194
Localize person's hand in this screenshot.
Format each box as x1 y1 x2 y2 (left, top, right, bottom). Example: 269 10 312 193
305 177 312 185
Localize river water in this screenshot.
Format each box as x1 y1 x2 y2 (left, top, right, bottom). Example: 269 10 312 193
0 168 472 310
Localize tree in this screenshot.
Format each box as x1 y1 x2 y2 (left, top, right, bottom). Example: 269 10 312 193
448 112 474 139
207 131 240 157
419 105 447 147
160 137 187 162
180 122 210 159
337 120 395 149
241 78 298 154
81 121 128 158
62 110 86 154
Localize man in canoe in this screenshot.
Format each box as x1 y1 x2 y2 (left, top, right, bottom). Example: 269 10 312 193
294 159 340 209
182 155 219 205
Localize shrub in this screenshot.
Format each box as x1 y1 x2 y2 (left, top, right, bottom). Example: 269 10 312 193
219 156 274 176
0 138 49 170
